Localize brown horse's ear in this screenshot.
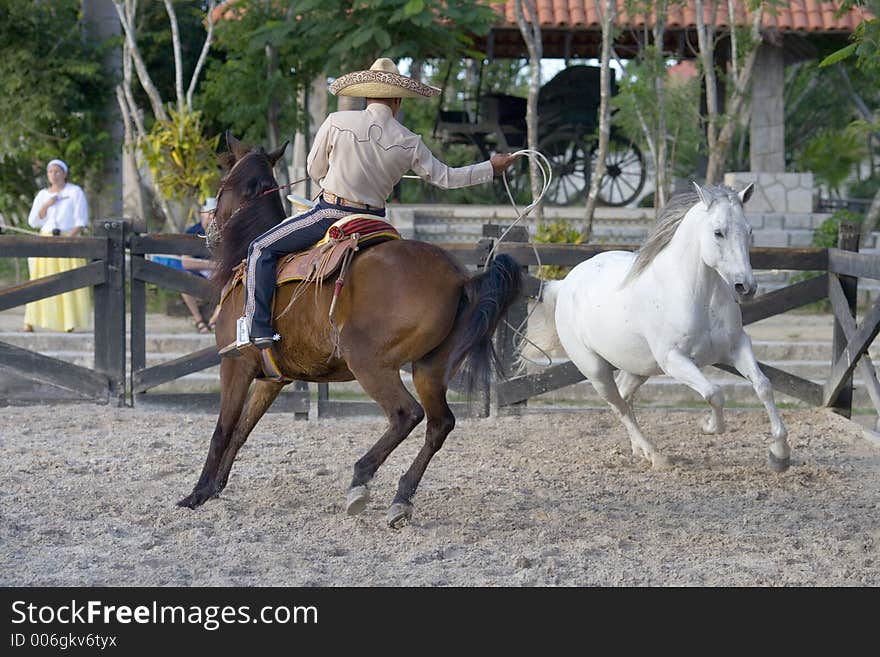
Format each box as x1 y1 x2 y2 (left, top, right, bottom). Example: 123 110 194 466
267 141 289 167
226 131 248 160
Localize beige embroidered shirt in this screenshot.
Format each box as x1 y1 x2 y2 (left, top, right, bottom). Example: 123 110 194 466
307 103 494 208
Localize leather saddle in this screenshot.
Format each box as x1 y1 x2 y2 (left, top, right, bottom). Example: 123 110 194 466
276 214 400 285
220 214 400 307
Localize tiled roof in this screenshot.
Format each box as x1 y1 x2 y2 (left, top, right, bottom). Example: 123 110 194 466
212 0 869 33
493 1 869 34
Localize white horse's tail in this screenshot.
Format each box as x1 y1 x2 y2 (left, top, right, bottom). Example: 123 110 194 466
516 279 565 373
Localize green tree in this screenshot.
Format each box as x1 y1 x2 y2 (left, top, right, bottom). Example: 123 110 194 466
199 0 315 147
200 0 499 205
796 122 870 196
820 0 880 245
290 0 497 69
0 0 110 226
114 0 219 231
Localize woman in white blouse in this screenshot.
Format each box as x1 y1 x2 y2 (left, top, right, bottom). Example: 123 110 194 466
23 159 91 332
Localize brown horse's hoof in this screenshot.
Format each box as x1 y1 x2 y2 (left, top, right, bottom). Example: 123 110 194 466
345 485 370 516
176 486 217 509
386 502 413 529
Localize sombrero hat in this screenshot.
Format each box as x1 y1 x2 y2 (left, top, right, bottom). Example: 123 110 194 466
330 58 440 99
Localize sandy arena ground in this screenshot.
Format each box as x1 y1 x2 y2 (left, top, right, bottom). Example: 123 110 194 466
1 403 878 586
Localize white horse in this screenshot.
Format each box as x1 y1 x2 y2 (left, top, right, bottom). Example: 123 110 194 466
523 183 790 471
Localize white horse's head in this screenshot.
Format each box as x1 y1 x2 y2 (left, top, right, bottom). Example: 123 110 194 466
692 182 756 302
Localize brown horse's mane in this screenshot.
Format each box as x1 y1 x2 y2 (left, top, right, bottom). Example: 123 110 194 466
211 148 286 288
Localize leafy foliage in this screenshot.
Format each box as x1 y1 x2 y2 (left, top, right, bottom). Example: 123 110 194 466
820 0 880 72
534 221 584 279
289 0 497 67
200 0 499 196
796 122 870 196
848 175 880 199
812 209 864 248
199 0 314 145
139 108 220 227
0 0 111 225
613 56 704 180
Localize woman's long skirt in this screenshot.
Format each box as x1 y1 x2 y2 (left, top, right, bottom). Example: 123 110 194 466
24 232 92 331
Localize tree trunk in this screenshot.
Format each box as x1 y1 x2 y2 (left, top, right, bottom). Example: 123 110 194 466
859 189 880 249
82 0 123 220
584 0 616 240
514 0 543 221
265 42 290 213
652 4 669 210
294 74 328 201
112 0 169 122
702 5 763 184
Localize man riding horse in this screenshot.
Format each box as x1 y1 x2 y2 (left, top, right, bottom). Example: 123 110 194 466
227 57 516 354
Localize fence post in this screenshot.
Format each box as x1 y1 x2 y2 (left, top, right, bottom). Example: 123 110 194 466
831 221 860 418
294 381 309 420
317 382 329 418
94 220 127 406
130 229 146 406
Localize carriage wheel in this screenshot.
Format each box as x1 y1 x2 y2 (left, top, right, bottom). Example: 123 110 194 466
493 153 532 205
590 136 646 207
537 130 590 206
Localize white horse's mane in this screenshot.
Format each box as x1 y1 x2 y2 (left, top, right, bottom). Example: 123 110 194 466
622 185 743 286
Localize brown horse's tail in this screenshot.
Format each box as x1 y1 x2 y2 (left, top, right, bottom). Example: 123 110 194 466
446 253 523 398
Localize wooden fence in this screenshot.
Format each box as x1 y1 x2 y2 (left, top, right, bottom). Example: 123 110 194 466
1 220 879 420
0 221 126 405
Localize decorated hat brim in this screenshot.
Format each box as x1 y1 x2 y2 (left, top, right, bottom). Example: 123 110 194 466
330 70 440 98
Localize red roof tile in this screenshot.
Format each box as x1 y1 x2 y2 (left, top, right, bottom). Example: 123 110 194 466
493 0 870 33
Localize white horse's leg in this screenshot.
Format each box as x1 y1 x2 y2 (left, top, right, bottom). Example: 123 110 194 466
726 332 791 471
660 350 726 435
615 371 648 405
584 360 669 469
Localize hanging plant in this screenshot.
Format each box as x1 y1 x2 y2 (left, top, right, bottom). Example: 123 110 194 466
139 108 220 230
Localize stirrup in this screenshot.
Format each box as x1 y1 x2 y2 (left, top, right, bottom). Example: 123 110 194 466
219 316 253 358
252 334 281 349
219 341 251 358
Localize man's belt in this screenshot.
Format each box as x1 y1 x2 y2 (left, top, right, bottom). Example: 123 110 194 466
321 191 381 211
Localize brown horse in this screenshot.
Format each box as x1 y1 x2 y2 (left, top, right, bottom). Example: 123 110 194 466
177 135 522 526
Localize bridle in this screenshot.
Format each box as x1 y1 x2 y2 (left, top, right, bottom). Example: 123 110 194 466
205 150 307 251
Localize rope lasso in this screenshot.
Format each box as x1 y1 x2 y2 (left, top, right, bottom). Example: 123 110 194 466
404 150 559 369
489 150 559 370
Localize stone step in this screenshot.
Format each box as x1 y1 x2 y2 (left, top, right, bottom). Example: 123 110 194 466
0 331 215 353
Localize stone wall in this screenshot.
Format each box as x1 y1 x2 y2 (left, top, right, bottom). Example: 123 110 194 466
385 202 846 249
724 171 814 213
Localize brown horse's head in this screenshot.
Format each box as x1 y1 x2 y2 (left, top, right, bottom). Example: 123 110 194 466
209 132 289 287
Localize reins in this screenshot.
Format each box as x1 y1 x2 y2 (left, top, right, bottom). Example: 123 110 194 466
206 149 309 250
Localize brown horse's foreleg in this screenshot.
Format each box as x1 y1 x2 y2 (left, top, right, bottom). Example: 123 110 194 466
211 377 286 494
344 363 425 517
386 359 455 528
177 357 259 509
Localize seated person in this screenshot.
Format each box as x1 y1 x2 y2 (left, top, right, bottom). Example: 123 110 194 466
154 198 217 333
181 198 217 333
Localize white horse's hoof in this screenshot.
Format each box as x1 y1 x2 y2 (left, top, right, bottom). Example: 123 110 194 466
768 449 791 472
346 485 370 516
651 453 672 470
386 502 413 528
